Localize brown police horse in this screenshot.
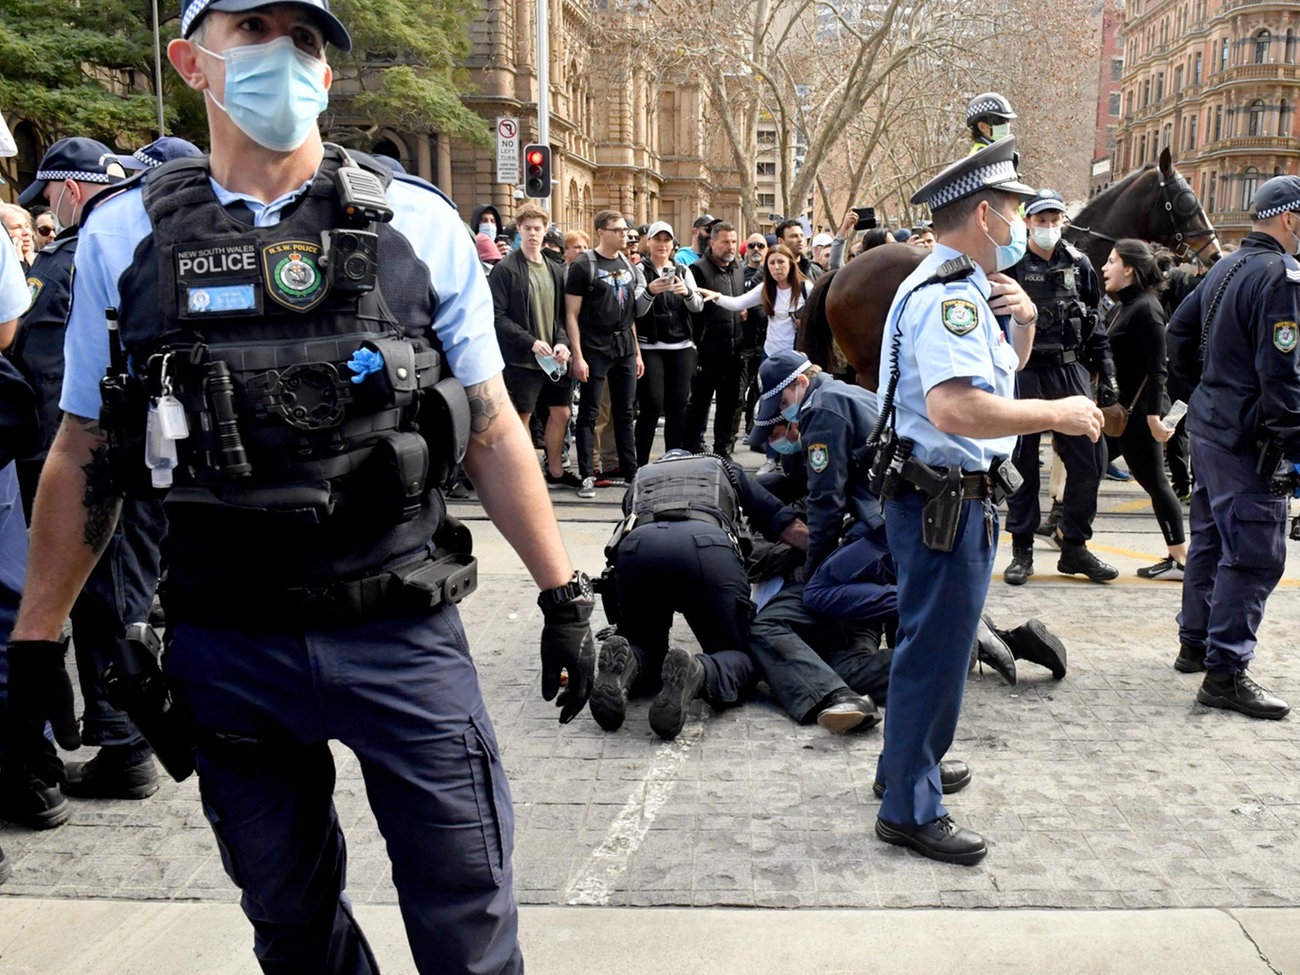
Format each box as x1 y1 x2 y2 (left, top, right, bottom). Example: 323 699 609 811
799 147 1221 390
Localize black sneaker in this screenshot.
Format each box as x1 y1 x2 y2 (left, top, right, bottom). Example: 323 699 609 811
1197 670 1290 720
1003 547 1033 586
544 468 583 489
1137 556 1184 580
1057 542 1119 582
1174 642 1206 673
63 750 160 800
875 814 987 865
873 759 972 799
589 635 639 731
0 776 71 830
648 647 706 741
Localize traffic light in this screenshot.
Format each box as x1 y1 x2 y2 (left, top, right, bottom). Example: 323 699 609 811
523 144 552 199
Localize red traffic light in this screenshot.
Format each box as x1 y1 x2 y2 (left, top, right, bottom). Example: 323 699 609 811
526 149 545 166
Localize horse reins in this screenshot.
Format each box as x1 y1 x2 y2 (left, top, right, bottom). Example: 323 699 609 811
1065 170 1220 267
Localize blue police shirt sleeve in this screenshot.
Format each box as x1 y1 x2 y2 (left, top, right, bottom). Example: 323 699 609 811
387 180 503 387
910 280 998 396
60 190 152 420
0 235 27 322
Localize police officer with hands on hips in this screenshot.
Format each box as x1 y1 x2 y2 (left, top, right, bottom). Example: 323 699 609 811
1166 174 1300 721
871 137 1102 865
1003 188 1117 586
4 2 594 971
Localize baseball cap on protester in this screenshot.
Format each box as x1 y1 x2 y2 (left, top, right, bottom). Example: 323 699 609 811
645 220 675 240
1250 174 1300 219
116 136 204 172
692 214 719 229
811 233 833 248
1024 188 1067 216
180 0 353 53
18 137 128 206
746 350 813 448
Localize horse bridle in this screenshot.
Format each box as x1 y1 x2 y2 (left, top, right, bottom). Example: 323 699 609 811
1067 171 1220 266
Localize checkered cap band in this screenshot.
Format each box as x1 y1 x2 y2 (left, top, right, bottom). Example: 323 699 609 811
759 360 811 403
1257 198 1300 220
181 0 210 35
34 168 113 185
925 159 1019 210
133 149 164 168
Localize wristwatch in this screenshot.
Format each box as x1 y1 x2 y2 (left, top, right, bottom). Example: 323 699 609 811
537 571 593 610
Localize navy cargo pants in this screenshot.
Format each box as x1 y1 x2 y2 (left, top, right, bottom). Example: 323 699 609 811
166 605 521 975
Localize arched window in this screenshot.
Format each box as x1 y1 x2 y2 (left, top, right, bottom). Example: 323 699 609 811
1242 167 1259 209
1254 29 1271 64
1248 99 1265 136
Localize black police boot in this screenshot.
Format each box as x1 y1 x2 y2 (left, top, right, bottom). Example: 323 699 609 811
970 615 1016 685
1056 538 1119 582
1035 500 1064 549
873 759 972 799
875 814 987 865
0 773 71 831
63 747 160 801
997 617 1068 680
649 647 706 741
1197 670 1290 720
1175 642 1206 673
0 842 10 885
1003 543 1033 586
810 687 880 735
589 635 639 732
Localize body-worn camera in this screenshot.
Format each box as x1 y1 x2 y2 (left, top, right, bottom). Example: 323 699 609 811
321 228 380 294
991 456 1024 499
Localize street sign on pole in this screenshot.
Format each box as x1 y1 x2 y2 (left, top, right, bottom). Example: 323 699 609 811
496 117 520 184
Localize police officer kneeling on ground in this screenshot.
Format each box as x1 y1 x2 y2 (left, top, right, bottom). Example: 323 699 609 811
1003 188 1117 585
1166 174 1300 720
591 449 806 740
3 2 595 971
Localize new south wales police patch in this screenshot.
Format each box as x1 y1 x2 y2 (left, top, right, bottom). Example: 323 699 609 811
1275 321 1297 354
25 277 42 313
809 443 829 472
941 299 978 335
262 240 327 312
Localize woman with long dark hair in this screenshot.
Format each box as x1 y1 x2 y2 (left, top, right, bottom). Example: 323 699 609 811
1101 238 1187 579
697 243 811 357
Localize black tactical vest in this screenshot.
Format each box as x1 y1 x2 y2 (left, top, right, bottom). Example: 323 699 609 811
1016 246 1089 354
630 454 739 532
114 149 455 596
10 237 77 462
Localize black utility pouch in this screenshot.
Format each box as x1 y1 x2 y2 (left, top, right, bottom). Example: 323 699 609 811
370 431 429 521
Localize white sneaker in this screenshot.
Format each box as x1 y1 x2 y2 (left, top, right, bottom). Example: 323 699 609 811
577 476 596 499
1137 556 1184 580
756 459 778 475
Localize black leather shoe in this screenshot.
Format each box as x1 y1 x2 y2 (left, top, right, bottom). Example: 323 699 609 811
1197 670 1290 720
1057 541 1119 582
971 616 1016 685
63 750 160 800
649 647 706 741
0 776 70 831
1003 547 1033 586
875 814 987 865
873 759 971 799
589 635 639 731
999 617 1067 680
812 687 880 734
1174 642 1206 674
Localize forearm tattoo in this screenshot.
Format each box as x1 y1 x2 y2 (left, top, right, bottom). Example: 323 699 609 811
75 417 117 556
466 379 504 435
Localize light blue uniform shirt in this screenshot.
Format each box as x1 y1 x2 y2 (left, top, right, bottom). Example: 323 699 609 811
877 242 1018 470
0 235 28 321
61 170 503 419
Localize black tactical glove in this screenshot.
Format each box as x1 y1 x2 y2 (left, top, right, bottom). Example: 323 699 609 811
6 639 82 750
538 574 596 724
1096 359 1119 408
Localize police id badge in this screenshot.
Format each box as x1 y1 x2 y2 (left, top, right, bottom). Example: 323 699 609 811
1274 321 1297 354
175 239 262 319
942 299 978 335
262 240 328 312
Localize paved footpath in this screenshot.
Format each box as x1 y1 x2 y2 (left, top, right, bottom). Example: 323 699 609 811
3 449 1300 973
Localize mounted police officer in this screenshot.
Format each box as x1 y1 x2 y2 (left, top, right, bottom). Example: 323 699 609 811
591 448 804 740
1167 174 1300 720
966 92 1016 154
4 2 595 971
1004 188 1118 585
871 138 1101 865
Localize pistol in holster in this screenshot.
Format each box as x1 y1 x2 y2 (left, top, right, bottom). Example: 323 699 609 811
900 457 963 553
102 622 197 783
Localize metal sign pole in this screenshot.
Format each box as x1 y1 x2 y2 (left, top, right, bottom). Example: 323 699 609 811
536 0 550 145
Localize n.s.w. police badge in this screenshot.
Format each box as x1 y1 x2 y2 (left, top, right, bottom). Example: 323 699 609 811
941 299 978 335
809 443 829 473
262 240 327 311
1274 321 1297 354
25 276 42 314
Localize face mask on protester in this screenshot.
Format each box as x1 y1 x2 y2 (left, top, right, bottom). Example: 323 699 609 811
200 36 329 152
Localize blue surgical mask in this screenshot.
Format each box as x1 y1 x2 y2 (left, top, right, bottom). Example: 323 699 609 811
200 36 329 153
771 433 801 455
986 206 1028 270
780 400 800 423
535 352 564 381
478 222 496 238
990 123 1011 141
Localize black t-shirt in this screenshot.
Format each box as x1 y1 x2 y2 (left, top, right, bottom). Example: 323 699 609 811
565 251 638 357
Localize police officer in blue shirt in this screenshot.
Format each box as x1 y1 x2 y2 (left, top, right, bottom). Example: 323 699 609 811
3 2 593 971
1166 174 1300 720
872 138 1102 865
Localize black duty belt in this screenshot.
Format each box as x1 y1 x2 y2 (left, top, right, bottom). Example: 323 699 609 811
900 468 994 501
162 552 477 630
1026 348 1078 369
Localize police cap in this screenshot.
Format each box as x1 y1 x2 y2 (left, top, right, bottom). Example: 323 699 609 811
910 137 1034 212
181 0 352 53
1250 175 1300 220
746 350 812 447
117 136 204 171
18 137 127 206
1024 188 1067 216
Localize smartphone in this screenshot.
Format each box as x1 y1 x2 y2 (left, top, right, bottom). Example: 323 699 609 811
852 206 878 231
768 212 784 223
